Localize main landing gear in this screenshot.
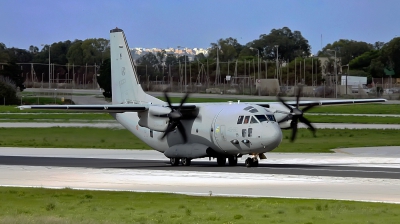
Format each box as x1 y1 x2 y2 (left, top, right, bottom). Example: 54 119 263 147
245 157 259 168
216 156 238 166
170 157 192 166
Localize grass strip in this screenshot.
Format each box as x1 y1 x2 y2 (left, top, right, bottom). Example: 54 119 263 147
307 115 400 124
1 127 399 153
0 187 399 224
308 103 400 114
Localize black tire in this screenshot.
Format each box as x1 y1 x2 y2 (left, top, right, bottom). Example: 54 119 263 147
217 156 226 166
253 160 259 167
228 156 238 166
170 158 180 166
245 158 252 168
181 158 191 166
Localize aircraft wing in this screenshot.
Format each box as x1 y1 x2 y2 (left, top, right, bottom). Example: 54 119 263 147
254 98 387 108
18 104 149 113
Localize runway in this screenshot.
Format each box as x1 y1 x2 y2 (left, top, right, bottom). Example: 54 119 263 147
1 147 400 203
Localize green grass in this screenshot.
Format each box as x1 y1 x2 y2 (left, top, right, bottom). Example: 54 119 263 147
307 115 400 124
0 187 399 224
0 113 113 121
0 127 152 149
0 127 399 152
308 104 400 114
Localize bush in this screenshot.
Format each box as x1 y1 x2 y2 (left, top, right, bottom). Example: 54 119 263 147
0 75 19 105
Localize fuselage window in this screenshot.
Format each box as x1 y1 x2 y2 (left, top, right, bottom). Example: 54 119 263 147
243 116 250 124
242 129 247 137
248 128 253 137
255 115 268 122
266 115 276 122
237 116 244 124
250 116 258 124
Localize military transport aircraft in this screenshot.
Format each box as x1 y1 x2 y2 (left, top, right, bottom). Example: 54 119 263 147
19 28 386 167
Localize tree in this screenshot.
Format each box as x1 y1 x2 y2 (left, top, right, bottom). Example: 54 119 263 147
0 42 9 62
208 37 241 61
137 52 159 66
165 53 178 66
320 39 373 65
250 27 311 61
66 40 84 65
97 58 111 97
381 37 400 76
349 50 380 71
0 61 26 91
0 76 19 105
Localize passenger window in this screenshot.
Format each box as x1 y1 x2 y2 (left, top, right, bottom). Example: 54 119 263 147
242 129 247 137
248 128 252 137
237 116 244 124
250 116 258 124
243 116 250 124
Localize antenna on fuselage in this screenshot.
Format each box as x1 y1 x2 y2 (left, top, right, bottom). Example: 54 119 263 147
238 100 240 104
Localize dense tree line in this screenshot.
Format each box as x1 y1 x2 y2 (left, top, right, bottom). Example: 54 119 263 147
1 26 400 98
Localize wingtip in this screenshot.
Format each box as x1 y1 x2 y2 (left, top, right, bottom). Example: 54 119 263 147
17 106 31 110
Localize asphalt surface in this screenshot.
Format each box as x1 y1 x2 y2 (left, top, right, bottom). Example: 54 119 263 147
1 156 399 179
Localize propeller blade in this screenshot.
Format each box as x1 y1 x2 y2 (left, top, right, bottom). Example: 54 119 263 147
179 92 190 110
302 103 319 113
299 116 316 136
277 96 293 112
163 91 173 109
290 117 298 142
160 122 177 139
176 121 188 143
296 86 302 109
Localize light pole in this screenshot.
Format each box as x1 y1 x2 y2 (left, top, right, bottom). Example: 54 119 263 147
41 44 51 88
341 64 349 95
249 47 260 95
275 45 279 83
327 49 337 98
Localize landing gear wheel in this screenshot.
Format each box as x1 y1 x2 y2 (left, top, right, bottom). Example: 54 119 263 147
181 157 191 166
245 157 258 168
170 158 180 166
217 156 226 166
228 156 238 166
245 158 252 168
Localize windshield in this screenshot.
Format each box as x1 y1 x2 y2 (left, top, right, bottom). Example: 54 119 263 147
266 115 276 122
255 115 268 122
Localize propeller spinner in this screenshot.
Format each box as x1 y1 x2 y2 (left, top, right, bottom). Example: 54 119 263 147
150 91 191 143
277 86 319 142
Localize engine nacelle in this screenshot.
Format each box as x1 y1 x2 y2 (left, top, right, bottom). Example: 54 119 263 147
138 106 170 132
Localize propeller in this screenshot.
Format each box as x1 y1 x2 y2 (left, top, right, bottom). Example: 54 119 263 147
277 86 319 142
150 91 191 143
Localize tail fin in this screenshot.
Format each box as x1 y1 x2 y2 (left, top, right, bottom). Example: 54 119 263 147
109 28 163 105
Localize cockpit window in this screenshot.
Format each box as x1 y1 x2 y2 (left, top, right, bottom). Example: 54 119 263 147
243 116 250 124
250 116 258 123
244 106 258 113
255 115 268 122
266 115 276 122
249 108 258 113
237 116 244 124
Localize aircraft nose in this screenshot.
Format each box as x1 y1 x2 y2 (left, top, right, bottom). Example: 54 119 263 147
263 123 282 150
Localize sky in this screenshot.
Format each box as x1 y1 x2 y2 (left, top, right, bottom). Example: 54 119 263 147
1 0 400 54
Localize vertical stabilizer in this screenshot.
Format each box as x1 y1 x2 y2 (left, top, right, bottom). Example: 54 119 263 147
109 28 163 105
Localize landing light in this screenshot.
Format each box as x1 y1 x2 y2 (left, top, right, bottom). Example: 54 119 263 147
242 139 250 143
231 139 239 144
